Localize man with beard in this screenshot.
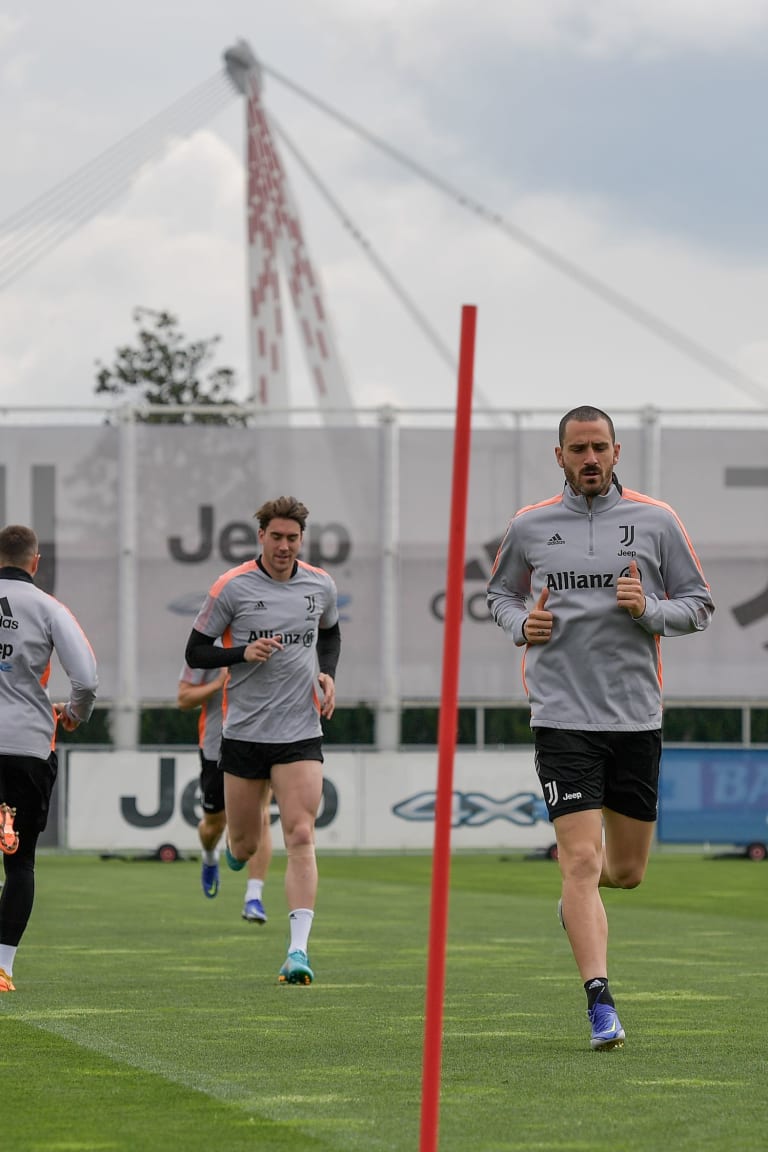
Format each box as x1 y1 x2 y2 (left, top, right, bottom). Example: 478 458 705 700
487 406 714 1050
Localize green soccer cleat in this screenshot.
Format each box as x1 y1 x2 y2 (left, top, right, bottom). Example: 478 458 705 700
224 841 246 872
278 949 314 986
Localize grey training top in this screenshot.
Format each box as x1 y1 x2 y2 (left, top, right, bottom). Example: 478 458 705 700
192 558 339 743
486 478 714 732
0 567 98 758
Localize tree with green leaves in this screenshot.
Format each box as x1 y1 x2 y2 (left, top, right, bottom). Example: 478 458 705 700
94 307 247 425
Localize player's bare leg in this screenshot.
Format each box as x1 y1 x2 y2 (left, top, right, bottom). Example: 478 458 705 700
272 760 322 910
199 809 226 852
271 760 323 984
554 809 607 980
224 774 270 864
198 809 226 897
242 799 273 924
555 807 632 1050
601 808 655 890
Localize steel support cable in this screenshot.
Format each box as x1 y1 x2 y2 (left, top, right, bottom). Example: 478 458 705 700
0 79 234 290
262 62 768 407
0 74 233 285
1 71 230 237
272 114 511 423
1 71 232 251
0 70 235 291
272 116 455 372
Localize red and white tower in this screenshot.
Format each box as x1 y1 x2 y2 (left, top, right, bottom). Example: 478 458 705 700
224 40 356 422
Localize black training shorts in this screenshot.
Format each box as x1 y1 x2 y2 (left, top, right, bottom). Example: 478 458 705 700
534 728 661 823
0 751 59 835
219 736 324 781
198 752 224 814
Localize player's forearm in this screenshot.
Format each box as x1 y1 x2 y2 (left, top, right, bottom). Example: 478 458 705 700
67 676 98 723
185 628 246 669
632 591 714 637
486 586 530 644
177 681 220 709
316 622 341 678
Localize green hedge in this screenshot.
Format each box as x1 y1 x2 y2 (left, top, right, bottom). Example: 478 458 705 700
54 704 766 748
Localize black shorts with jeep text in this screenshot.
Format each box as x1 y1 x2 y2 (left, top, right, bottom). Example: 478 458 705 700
534 728 661 823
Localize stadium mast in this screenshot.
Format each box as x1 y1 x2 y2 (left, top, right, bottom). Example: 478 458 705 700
224 40 357 424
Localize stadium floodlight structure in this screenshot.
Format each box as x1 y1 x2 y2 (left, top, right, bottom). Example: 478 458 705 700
224 40 357 425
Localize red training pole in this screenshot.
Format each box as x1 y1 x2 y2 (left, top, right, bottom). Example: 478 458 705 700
419 304 477 1152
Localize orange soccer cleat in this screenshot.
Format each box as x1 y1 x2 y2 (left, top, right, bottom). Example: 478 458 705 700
0 968 16 992
0 803 19 854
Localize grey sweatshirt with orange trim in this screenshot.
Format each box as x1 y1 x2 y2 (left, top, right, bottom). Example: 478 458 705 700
191 558 339 743
0 567 98 758
486 478 714 732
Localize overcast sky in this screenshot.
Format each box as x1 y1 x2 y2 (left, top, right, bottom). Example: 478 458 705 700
4 0 768 418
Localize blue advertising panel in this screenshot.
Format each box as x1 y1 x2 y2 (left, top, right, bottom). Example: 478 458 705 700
659 748 768 849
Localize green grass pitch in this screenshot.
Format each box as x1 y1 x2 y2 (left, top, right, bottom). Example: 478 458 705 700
1 851 766 1151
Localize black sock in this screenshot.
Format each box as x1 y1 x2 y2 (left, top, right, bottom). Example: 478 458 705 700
584 978 614 1010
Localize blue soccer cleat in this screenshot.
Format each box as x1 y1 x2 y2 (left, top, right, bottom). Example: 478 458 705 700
242 897 267 924
278 949 314 985
201 859 219 898
588 1002 625 1050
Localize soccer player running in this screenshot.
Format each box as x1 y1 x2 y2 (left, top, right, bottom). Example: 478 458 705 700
177 662 274 921
487 407 714 1050
0 524 98 992
184 496 340 985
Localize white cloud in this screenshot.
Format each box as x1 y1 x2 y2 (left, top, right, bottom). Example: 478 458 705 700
290 171 768 412
0 130 250 412
560 0 768 57
0 11 22 52
3 117 768 417
2 0 768 420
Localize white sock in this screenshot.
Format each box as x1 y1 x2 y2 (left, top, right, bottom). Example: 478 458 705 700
202 848 219 865
288 908 314 954
246 879 264 901
0 944 17 976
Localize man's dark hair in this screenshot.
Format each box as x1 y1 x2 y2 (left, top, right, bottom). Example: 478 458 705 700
254 496 309 532
558 406 616 447
0 524 38 566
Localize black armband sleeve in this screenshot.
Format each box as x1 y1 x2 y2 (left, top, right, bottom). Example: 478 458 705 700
185 628 248 669
316 621 341 679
